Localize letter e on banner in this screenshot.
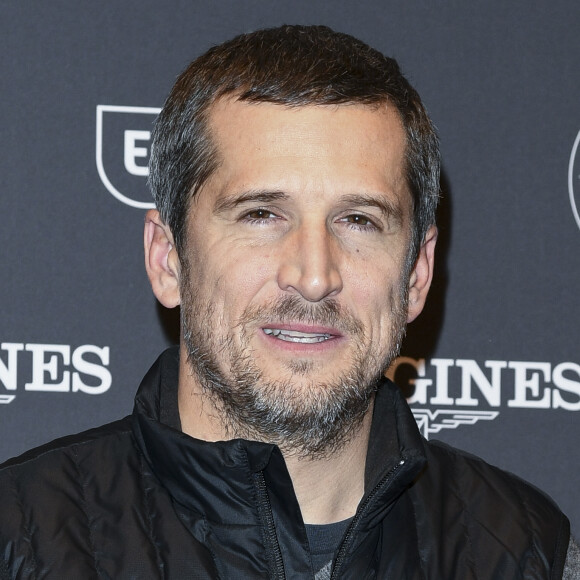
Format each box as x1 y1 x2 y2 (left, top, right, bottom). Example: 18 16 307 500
25 344 71 392
96 105 161 208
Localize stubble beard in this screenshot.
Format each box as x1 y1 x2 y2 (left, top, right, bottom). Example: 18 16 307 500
180 273 408 459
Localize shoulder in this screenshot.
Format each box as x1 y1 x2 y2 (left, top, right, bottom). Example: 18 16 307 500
422 439 563 516
410 439 570 577
0 418 142 577
0 416 134 474
0 417 136 521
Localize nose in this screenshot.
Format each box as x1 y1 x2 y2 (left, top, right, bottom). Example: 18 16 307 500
276 223 343 302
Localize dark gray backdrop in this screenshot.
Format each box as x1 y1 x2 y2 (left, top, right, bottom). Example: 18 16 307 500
2 1 579 537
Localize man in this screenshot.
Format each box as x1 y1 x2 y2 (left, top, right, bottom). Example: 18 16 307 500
0 25 577 579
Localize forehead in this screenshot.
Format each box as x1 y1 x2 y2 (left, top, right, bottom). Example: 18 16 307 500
200 97 410 211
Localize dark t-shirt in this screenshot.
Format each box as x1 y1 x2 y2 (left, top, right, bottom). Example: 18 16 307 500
305 518 352 579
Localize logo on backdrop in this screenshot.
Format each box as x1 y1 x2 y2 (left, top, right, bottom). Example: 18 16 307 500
0 343 112 404
569 130 580 231
96 105 161 209
389 357 580 439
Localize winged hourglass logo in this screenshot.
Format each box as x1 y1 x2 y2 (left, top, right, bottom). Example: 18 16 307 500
412 409 499 440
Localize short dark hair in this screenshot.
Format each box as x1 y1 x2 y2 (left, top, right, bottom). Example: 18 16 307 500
149 24 439 258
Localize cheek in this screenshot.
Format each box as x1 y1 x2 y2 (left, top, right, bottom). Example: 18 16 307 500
346 266 407 335
199 247 277 316
234 254 276 294
344 258 402 307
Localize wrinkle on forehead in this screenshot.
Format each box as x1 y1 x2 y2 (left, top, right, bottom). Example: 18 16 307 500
199 99 412 219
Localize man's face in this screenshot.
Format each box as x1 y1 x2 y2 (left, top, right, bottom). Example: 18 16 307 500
179 99 418 456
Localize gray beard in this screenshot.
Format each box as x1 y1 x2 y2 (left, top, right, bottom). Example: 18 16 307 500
180 279 407 458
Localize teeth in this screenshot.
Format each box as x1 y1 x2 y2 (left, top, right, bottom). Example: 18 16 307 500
263 328 332 343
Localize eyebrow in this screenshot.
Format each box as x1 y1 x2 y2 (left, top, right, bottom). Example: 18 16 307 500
213 190 289 214
339 193 405 225
213 189 404 223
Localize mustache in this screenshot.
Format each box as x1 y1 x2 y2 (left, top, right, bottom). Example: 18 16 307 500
236 295 365 337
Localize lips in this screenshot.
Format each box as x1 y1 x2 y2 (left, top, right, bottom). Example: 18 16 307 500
263 328 333 343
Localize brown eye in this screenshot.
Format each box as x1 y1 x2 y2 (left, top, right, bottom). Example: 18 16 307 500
338 213 381 232
245 209 275 220
345 215 370 226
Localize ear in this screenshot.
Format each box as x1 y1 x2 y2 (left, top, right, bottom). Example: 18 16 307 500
406 225 437 323
144 209 181 308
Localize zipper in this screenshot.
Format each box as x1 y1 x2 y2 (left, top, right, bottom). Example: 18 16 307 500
330 458 406 579
254 470 286 579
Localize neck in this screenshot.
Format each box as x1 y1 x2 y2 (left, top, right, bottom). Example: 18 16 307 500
177 343 374 525
282 404 373 524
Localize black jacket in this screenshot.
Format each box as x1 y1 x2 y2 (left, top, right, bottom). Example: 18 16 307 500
0 348 570 579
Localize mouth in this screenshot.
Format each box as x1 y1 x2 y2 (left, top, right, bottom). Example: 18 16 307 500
262 328 335 344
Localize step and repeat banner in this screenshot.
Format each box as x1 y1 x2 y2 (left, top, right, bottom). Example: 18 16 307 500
1 2 579 536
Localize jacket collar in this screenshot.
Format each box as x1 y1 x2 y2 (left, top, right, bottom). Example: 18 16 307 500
132 347 426 529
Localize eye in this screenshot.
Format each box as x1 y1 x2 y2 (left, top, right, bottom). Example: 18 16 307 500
241 208 279 222
338 214 380 230
345 215 370 225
